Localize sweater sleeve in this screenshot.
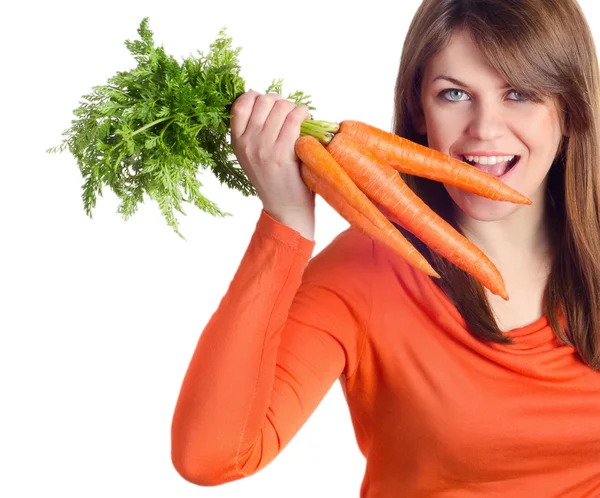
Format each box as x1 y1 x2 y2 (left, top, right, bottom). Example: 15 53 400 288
171 209 373 486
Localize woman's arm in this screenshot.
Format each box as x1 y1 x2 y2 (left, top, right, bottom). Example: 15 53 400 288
170 210 372 486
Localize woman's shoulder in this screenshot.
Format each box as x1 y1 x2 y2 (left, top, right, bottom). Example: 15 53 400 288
302 225 421 290
302 226 378 285
307 225 451 315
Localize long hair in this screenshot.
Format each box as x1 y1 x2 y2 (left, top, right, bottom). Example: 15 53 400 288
393 0 600 370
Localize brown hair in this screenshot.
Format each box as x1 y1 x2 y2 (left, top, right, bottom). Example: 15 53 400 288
393 0 600 370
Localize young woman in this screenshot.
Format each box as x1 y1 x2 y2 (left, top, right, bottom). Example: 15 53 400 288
171 0 600 495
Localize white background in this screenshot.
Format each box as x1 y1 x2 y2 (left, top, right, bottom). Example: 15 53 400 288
1 1 599 496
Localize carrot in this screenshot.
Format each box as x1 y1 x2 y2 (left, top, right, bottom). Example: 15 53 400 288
325 133 508 300
338 120 531 205
295 136 440 278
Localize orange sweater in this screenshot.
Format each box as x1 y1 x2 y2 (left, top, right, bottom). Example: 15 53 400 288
171 210 600 497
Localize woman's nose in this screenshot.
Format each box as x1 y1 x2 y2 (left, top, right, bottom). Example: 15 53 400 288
467 104 505 141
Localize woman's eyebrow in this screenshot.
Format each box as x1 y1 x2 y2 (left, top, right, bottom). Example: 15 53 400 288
432 74 511 90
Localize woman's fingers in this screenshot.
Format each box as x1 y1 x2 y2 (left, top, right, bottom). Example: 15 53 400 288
229 91 315 216
242 93 285 138
230 90 259 139
276 103 311 145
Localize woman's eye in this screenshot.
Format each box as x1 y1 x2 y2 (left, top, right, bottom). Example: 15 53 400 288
510 90 528 101
438 88 528 102
440 89 468 102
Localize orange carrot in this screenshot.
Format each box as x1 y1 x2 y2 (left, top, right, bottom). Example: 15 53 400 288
295 136 440 278
339 120 531 205
326 133 508 300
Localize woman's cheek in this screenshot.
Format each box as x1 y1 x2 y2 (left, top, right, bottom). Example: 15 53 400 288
425 107 469 152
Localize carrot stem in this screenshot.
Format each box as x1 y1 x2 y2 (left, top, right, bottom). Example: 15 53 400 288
300 120 339 145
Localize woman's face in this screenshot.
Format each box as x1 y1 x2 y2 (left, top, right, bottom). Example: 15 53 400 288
416 29 564 222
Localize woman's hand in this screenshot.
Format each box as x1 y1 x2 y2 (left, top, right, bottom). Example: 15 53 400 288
231 90 315 240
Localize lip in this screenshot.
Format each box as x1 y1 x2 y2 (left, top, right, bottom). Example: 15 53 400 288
453 153 522 183
456 151 518 157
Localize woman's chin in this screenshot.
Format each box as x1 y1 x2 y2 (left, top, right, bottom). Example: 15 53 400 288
446 188 523 222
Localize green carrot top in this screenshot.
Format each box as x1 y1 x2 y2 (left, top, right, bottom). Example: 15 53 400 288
48 17 314 239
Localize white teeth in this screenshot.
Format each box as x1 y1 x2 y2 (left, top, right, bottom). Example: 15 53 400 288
464 155 515 164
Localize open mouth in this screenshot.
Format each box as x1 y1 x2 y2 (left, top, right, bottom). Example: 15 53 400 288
459 155 520 177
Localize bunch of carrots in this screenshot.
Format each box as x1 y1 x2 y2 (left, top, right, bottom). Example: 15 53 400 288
50 18 529 301
295 120 531 301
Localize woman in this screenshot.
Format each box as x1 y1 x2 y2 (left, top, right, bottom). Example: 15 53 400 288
171 0 600 495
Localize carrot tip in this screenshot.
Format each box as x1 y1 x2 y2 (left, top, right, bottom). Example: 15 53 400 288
492 287 509 300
